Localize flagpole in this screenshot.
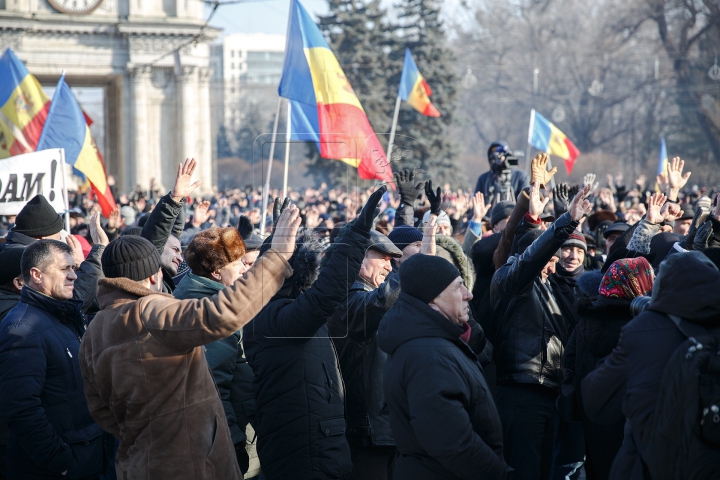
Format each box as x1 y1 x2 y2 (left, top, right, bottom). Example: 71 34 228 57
282 99 291 200
260 97 282 236
386 95 401 163
525 109 535 175
60 149 71 233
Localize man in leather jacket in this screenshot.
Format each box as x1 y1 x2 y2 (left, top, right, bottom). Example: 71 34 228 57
490 182 592 480
328 230 403 480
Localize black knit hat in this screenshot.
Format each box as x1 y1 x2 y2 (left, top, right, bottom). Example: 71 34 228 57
491 201 515 227
388 225 423 252
13 195 63 238
0 248 24 285
101 235 161 281
399 254 461 304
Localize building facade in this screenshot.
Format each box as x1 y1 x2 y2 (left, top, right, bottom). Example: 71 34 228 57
0 0 218 193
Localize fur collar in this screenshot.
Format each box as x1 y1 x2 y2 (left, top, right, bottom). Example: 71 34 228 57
98 277 173 307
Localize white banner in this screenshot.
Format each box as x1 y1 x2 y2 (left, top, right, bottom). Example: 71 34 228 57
0 148 68 216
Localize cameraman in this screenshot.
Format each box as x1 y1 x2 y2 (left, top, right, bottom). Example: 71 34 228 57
474 141 530 205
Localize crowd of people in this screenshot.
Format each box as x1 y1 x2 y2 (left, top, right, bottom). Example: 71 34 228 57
0 143 718 480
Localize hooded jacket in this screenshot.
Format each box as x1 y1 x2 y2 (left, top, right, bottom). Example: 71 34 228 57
243 229 369 480
436 234 476 293
490 212 579 391
0 287 103 479
174 272 257 448
79 250 292 480
582 252 720 480
377 292 507 480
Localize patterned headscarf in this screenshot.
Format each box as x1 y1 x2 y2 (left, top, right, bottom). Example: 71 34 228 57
599 257 655 299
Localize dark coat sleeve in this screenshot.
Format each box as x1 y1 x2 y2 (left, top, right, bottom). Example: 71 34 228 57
557 328 579 421
405 352 507 479
493 213 579 297
344 273 400 341
394 202 415 228
141 192 184 255
265 230 368 340
72 244 105 313
205 334 244 445
492 188 530 270
0 327 73 473
581 331 628 425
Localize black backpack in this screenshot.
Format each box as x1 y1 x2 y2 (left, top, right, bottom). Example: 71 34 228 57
643 315 720 480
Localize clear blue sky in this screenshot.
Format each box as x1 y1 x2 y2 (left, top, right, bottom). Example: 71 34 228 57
207 0 329 37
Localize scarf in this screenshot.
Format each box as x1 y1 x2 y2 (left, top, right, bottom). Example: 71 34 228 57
599 257 654 299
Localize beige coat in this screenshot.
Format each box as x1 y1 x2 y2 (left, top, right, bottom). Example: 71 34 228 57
79 251 292 480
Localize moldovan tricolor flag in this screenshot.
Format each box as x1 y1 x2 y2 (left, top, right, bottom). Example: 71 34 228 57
278 0 393 184
37 75 116 216
528 109 580 175
0 48 51 158
398 49 440 117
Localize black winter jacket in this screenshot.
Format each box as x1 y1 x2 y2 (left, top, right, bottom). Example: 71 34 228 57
474 169 530 203
470 232 500 339
244 229 368 480
582 252 720 480
490 212 579 391
378 292 507 480
0 287 21 322
328 274 400 448
0 287 103 479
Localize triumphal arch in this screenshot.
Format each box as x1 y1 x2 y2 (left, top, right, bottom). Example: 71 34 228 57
0 0 218 193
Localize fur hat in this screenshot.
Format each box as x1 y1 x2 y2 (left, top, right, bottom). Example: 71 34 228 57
184 227 246 277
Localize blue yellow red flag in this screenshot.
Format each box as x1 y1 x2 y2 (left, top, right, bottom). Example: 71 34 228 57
37 75 116 216
278 0 392 184
398 49 440 117
0 48 51 158
528 109 580 175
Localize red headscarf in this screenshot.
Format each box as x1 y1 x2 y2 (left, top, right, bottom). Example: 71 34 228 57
599 257 654 299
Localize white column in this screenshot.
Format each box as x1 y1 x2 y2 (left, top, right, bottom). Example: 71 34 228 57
197 67 214 191
176 65 212 193
129 65 153 190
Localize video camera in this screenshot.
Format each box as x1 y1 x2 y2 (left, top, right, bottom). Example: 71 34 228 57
489 145 519 174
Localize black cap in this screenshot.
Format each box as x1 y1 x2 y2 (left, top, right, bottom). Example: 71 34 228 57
679 204 695 220
399 254 461 304
0 248 23 285
603 222 629 239
101 236 161 281
368 230 403 258
491 201 515 227
12 195 63 238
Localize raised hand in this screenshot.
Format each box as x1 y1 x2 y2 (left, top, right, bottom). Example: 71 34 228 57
394 169 424 206
66 234 85 265
645 192 668 224
667 157 691 191
272 197 291 229
171 158 201 201
568 184 593 222
107 206 121 229
693 220 713 252
271 205 301 260
420 215 437 255
530 152 558 189
553 183 570 216
424 180 442 216
354 185 388 233
656 171 669 194
660 202 682 223
471 192 491 222
528 181 550 221
679 207 709 250
89 212 109 246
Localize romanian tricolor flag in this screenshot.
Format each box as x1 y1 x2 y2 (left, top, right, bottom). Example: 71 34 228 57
398 49 440 117
37 75 116 217
278 0 392 184
528 109 581 175
0 48 51 158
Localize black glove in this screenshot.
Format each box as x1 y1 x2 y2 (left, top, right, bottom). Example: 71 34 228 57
272 197 290 229
235 442 250 475
424 180 442 216
352 185 387 234
679 207 709 250
568 185 580 201
553 183 570 216
394 169 423 206
693 220 713 252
